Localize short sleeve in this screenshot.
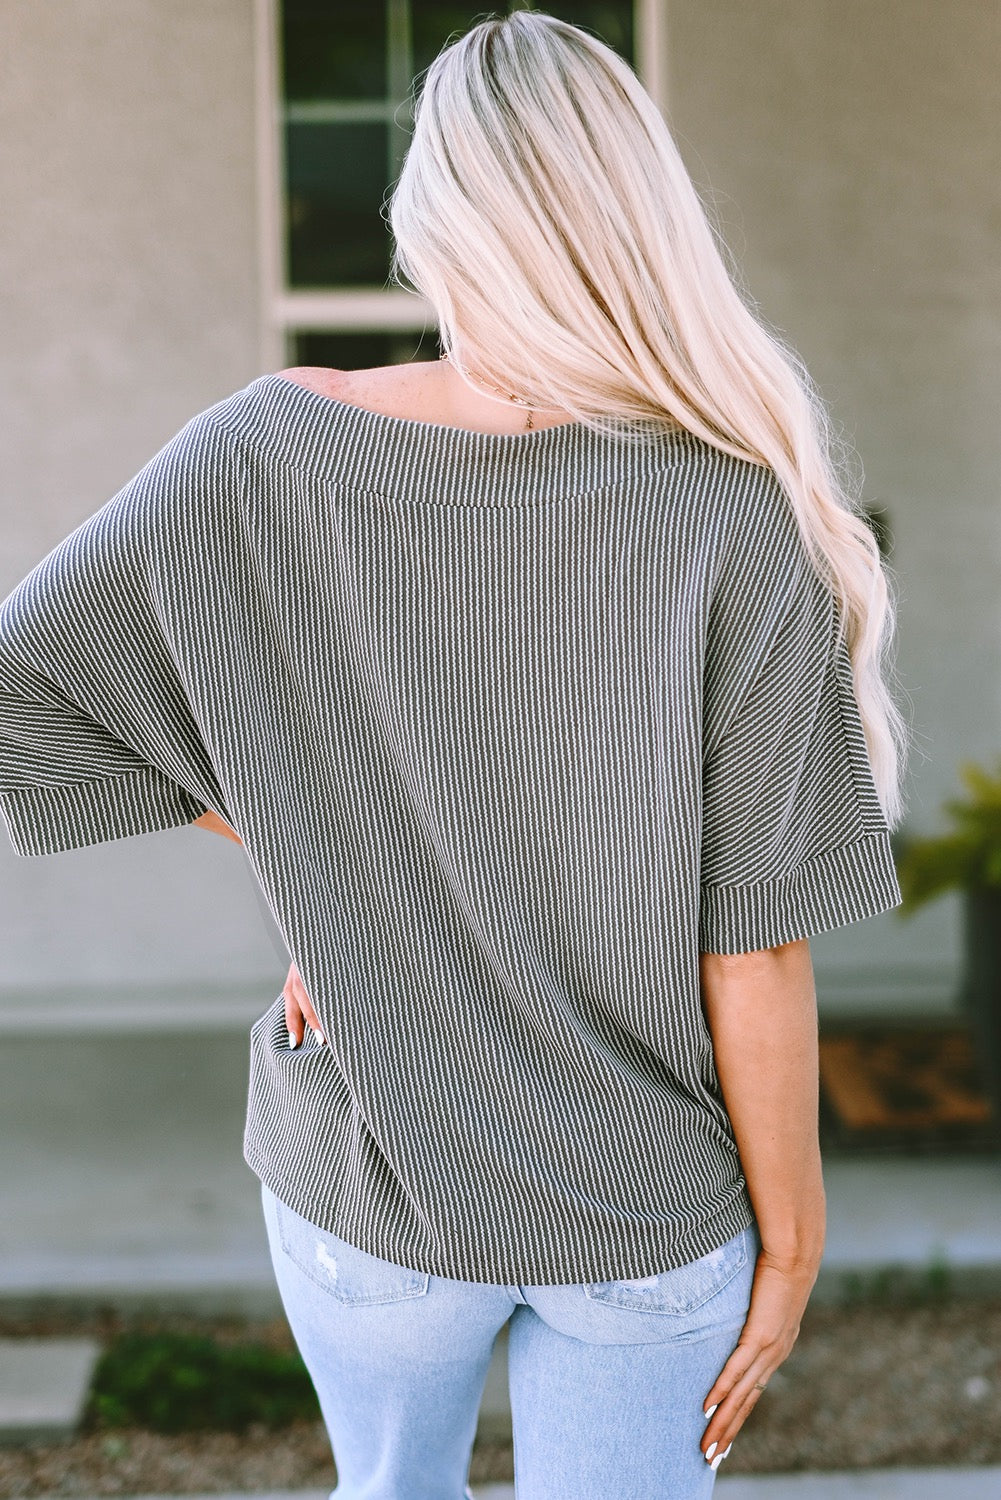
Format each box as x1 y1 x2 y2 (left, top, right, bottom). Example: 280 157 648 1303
0 669 207 856
0 414 234 856
698 472 902 954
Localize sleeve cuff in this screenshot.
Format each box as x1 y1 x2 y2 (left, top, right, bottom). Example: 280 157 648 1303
698 830 902 954
0 765 207 856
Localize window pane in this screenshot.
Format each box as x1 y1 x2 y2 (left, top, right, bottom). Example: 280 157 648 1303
410 3 487 83
410 3 635 81
294 331 440 368
537 2 635 64
282 1 387 100
285 122 391 287
277 2 637 293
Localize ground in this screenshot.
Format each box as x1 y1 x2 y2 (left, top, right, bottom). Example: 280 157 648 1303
0 1296 999 1494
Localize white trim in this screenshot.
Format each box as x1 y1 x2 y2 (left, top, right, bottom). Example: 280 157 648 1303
254 0 287 370
277 288 434 331
637 0 670 115
386 0 413 109
286 100 397 123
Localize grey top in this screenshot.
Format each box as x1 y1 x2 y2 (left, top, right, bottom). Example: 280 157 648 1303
0 373 901 1284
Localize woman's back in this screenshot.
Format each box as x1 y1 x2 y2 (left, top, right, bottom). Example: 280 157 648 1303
0 363 897 1283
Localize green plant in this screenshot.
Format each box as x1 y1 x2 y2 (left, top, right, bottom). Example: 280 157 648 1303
835 1252 953 1307
895 758 1001 915
87 1331 320 1433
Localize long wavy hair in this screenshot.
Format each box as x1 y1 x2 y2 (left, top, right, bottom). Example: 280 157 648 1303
387 9 908 827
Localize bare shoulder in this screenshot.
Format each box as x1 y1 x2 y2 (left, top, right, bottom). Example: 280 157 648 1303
276 362 443 421
276 365 348 399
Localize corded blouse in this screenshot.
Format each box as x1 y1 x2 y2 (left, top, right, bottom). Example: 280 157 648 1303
0 373 902 1284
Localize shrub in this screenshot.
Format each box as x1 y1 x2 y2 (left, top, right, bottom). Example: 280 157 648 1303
896 757 1001 913
87 1332 320 1432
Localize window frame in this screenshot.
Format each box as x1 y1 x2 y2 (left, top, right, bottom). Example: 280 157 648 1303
253 0 671 370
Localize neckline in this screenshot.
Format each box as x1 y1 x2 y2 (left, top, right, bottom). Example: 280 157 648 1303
269 369 591 447
220 372 692 507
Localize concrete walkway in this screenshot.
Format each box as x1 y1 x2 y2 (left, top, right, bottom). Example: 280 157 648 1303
28 1476 1001 1500
715 1471 1001 1497
482 1480 1001 1499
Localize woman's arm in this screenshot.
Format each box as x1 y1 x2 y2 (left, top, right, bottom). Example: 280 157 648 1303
191 811 323 1047
698 936 825 1467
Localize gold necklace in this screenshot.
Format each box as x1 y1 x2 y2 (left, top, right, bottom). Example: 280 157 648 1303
440 350 534 430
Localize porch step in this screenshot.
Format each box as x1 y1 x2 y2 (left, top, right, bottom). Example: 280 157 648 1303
0 1337 101 1444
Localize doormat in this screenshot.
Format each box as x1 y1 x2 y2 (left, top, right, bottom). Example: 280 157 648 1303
818 1024 1000 1155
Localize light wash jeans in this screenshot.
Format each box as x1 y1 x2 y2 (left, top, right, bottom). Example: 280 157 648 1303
261 1183 757 1500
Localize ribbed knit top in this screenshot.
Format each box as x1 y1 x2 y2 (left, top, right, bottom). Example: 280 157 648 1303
0 373 902 1283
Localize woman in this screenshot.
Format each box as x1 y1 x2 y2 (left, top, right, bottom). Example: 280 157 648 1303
0 11 906 1499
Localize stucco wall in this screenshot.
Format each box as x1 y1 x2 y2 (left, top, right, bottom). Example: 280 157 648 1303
0 0 281 1007
668 0 1001 1010
1 1 997 1016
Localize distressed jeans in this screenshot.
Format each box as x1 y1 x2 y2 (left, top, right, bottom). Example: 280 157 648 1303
261 1183 757 1500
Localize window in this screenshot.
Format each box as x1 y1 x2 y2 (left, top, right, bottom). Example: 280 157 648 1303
257 1 666 370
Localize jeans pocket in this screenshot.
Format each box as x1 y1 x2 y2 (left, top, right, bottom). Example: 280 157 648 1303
583 1228 750 1315
275 1200 430 1305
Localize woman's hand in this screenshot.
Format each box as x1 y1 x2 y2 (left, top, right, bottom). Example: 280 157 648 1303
283 959 325 1050
191 815 322 1052
700 1246 820 1466
192 810 243 846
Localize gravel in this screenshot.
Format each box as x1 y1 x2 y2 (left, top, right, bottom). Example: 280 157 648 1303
1 1298 999 1494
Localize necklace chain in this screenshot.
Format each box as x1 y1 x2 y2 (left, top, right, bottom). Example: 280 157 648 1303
440 350 534 430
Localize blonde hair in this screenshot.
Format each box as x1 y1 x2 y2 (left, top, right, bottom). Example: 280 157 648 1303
388 9 908 827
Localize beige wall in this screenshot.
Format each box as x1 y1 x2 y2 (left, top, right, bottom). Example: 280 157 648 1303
668 0 1001 1010
0 0 281 1010
0 1 997 1016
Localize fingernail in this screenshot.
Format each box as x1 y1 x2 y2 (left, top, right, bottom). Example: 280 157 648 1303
711 1446 731 1472
704 1404 718 1419
311 1026 325 1044
705 1442 717 1462
288 1033 298 1049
